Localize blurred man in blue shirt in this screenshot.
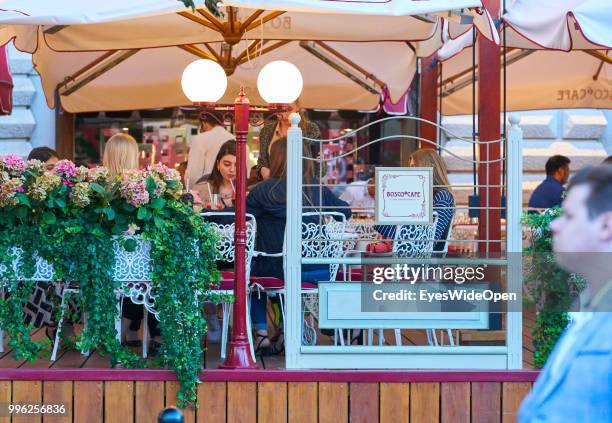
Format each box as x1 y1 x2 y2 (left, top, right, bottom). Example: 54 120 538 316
528 155 571 211
519 165 612 422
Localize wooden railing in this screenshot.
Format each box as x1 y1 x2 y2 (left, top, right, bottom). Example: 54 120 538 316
0 369 537 423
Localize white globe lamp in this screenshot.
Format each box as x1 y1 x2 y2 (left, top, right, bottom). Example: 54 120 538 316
257 60 303 104
181 59 227 103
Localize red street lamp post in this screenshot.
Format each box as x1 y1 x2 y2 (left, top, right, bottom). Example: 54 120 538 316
181 60 303 368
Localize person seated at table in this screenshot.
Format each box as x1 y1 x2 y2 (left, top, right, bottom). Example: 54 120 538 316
374 149 455 252
340 169 375 213
27 147 59 169
192 140 236 209
254 99 320 181
246 137 351 354
104 133 163 352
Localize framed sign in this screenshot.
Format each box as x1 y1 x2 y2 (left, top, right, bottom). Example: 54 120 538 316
375 167 433 224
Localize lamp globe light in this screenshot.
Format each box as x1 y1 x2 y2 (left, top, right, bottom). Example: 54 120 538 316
181 59 227 103
257 60 303 104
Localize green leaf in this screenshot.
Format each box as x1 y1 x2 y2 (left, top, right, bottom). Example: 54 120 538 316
15 206 28 219
43 212 56 225
90 183 106 195
146 177 156 196
150 198 166 209
153 215 164 229
103 207 116 221
123 203 136 213
123 238 137 252
111 224 126 235
16 193 31 207
137 206 147 220
54 197 66 208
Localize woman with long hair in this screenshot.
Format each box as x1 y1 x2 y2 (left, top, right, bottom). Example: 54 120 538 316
246 137 351 354
103 133 163 351
103 133 139 177
255 99 320 180
193 140 236 209
376 149 455 251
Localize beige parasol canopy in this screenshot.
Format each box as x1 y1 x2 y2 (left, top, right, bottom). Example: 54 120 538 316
502 0 612 51
438 0 612 114
0 0 497 112
437 18 611 115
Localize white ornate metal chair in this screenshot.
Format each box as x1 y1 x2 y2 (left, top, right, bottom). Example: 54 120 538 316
366 213 440 346
0 247 55 354
200 211 257 361
50 237 153 360
254 211 347 346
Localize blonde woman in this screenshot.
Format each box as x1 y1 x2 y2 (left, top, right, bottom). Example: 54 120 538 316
375 149 455 252
102 133 163 351
103 133 139 177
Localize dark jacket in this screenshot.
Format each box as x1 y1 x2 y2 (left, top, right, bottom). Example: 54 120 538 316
246 178 351 279
528 176 565 210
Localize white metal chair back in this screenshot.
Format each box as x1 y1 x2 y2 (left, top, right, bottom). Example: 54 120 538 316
301 212 346 282
393 212 439 259
200 212 257 280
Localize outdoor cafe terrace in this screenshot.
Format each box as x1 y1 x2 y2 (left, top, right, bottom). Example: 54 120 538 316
0 0 610 421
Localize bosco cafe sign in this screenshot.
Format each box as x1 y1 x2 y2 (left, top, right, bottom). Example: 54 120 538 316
375 167 433 225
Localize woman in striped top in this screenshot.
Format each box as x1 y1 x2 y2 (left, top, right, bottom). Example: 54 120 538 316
376 149 455 252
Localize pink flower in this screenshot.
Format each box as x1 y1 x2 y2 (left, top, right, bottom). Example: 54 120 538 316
54 160 78 179
1 154 28 177
119 170 150 207
0 177 23 207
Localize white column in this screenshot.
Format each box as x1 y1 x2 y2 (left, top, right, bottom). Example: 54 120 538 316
506 115 523 369
285 113 303 368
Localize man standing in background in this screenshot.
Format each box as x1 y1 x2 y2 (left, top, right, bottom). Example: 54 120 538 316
185 112 235 189
528 155 571 211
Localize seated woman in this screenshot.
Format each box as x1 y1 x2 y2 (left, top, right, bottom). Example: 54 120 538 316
103 134 162 352
193 140 236 209
192 141 239 342
375 149 455 252
246 137 351 353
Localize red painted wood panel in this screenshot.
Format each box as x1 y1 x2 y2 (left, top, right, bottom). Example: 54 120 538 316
472 382 501 423
349 383 379 423
441 382 470 423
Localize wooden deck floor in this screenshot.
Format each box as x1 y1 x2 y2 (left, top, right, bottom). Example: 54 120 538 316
1 311 537 370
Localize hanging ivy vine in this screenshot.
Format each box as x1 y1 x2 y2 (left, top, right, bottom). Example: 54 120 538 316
0 156 221 406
